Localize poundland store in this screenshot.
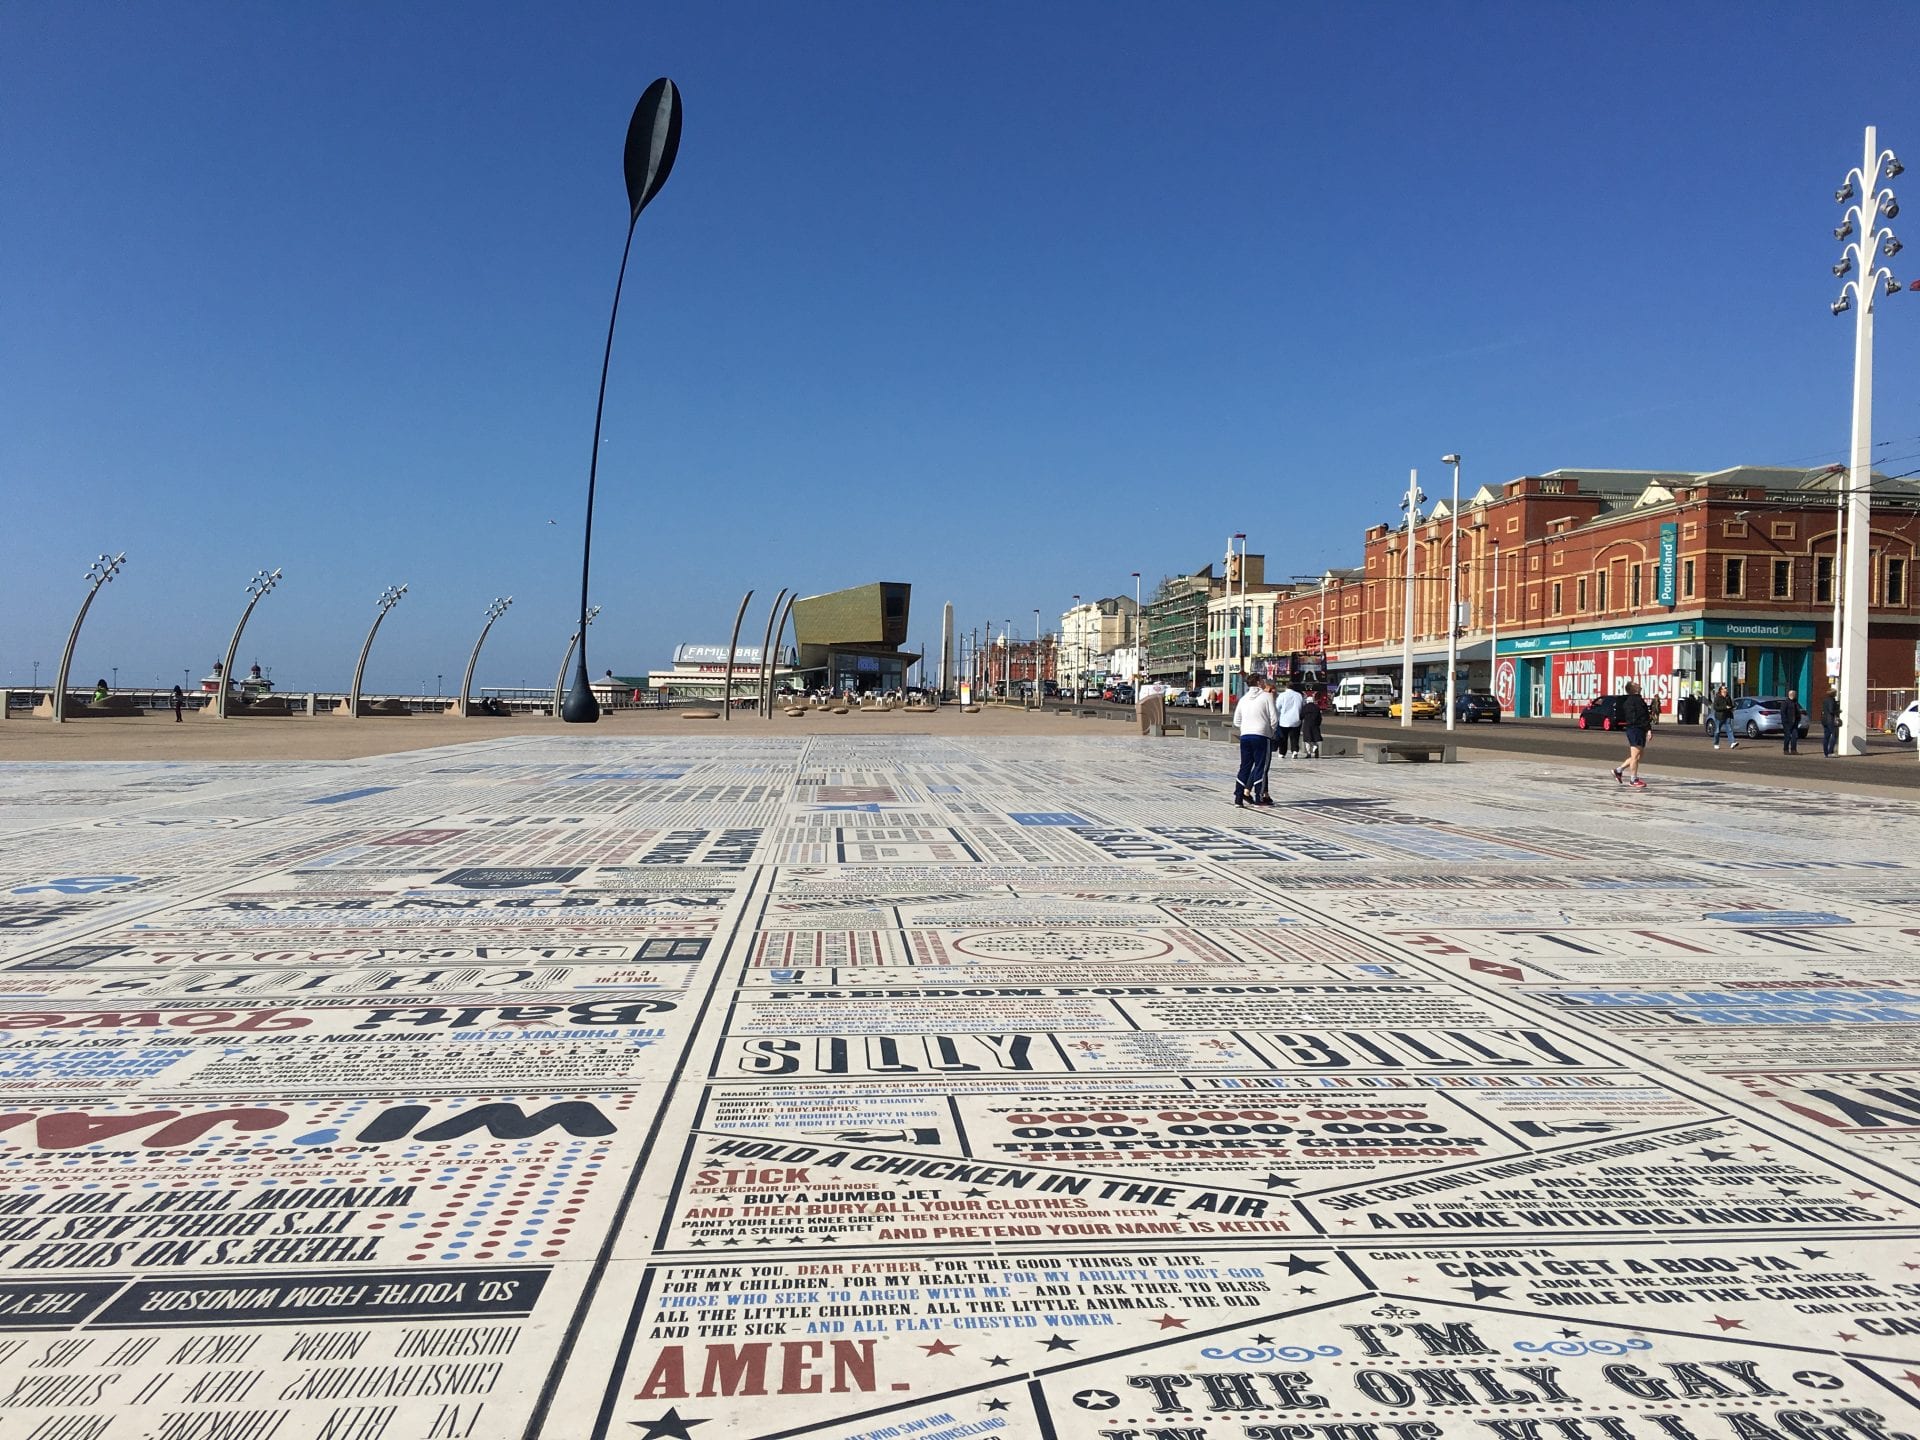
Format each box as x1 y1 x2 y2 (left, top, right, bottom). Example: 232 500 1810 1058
1494 618 1816 719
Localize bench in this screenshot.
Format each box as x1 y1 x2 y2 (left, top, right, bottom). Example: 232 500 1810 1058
1361 739 1457 764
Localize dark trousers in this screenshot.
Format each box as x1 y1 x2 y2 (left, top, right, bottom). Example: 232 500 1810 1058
1823 721 1839 757
1783 725 1799 754
1235 735 1270 800
1276 725 1300 757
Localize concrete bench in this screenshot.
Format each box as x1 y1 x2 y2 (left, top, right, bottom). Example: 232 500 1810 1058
1361 739 1456 764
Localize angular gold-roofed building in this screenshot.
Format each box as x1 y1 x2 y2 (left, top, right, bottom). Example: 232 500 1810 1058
792 582 919 693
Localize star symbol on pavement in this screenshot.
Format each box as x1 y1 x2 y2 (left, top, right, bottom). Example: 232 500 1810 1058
1279 1254 1329 1275
1903 1263 1920 1272
1404 1276 1420 1284
1901 1372 1920 1389
987 1355 1010 1368
962 1188 987 1198
688 1238 708 1247
920 1340 958 1356
1459 1281 1509 1301
1073 1390 1120 1410
1155 1314 1186 1329
1263 1173 1300 1188
1836 1332 1859 1342
1748 1144 1773 1152
1797 1249 1830 1260
1557 1329 1582 1339
753 1236 773 1245
1696 1148 1735 1162
1338 1217 1356 1226
1296 1285 1316 1294
631 1409 708 1440
984 1399 1010 1412
1774 1188 1803 1198
1708 1316 1746 1331
1253 1334 1275 1345
1852 1189 1879 1199
1042 1334 1077 1351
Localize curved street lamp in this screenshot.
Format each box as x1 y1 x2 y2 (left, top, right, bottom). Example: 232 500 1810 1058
454 596 513 717
45 552 127 721
1441 454 1463 732
764 590 798 714
1831 126 1904 755
554 606 601 717
343 584 407 717
213 568 282 719
754 589 789 716
563 77 684 725
721 590 753 719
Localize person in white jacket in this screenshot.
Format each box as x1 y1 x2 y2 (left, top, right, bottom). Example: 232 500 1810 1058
1273 678 1305 761
1231 679 1277 807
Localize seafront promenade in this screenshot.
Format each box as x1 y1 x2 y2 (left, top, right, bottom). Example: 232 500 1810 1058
3 728 1919 1438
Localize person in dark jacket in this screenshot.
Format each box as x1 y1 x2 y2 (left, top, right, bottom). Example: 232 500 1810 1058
1822 689 1841 757
1611 681 1653 789
1780 689 1803 754
170 685 185 722
1710 684 1736 749
1299 692 1324 759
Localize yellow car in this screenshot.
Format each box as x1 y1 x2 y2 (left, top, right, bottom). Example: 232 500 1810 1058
1388 694 1442 721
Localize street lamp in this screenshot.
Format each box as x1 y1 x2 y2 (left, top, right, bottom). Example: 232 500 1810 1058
1831 126 1904 754
214 567 284 718
1032 608 1040 707
563 78 683 725
344 584 407 718
47 552 127 722
1131 571 1142 689
1441 454 1463 732
454 596 512 717
1399 471 1425 729
1070 594 1081 703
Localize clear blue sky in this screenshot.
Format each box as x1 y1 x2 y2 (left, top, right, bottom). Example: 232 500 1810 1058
6 2 1920 693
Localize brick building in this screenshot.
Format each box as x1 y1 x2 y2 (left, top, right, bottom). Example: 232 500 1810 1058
1261 466 1919 722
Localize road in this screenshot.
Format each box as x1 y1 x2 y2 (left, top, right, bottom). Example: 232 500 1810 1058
1062 697 1920 789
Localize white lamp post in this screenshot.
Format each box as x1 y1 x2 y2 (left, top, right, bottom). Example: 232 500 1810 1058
1441 454 1463 731
1831 126 1904 754
1131 571 1142 687
1399 470 1424 728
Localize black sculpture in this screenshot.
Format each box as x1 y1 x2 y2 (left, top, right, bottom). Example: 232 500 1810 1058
564 77 683 723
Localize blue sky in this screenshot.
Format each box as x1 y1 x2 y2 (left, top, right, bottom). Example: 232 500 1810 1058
6 2 1920 694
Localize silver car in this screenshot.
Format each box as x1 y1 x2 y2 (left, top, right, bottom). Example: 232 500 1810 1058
1731 694 1809 739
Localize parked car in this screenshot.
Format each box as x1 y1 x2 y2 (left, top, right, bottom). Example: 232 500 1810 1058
1731 694 1809 739
1334 675 1397 716
1893 700 1920 742
1454 691 1503 723
1389 694 1442 721
1103 684 1135 705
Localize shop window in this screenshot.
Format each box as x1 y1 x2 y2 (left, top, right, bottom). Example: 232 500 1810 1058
1630 565 1643 608
1891 556 1909 607
1816 555 1834 603
1683 559 1695 598
1576 577 1588 611
1724 556 1745 598
1551 581 1563 615
1772 559 1792 600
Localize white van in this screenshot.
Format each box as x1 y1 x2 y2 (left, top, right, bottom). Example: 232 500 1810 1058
1333 675 1396 716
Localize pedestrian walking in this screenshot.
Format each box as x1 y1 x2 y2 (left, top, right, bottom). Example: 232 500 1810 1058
1273 676 1304 761
1230 677 1276 809
1822 689 1841 757
1611 680 1652 790
1709 684 1736 749
1299 690 1324 759
170 684 185 722
1780 689 1803 754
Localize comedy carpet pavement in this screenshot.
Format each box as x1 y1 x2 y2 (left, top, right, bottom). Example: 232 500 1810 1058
2 734 1920 1440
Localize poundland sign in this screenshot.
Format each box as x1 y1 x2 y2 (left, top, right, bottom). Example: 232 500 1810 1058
1657 523 1677 606
1498 617 1814 657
